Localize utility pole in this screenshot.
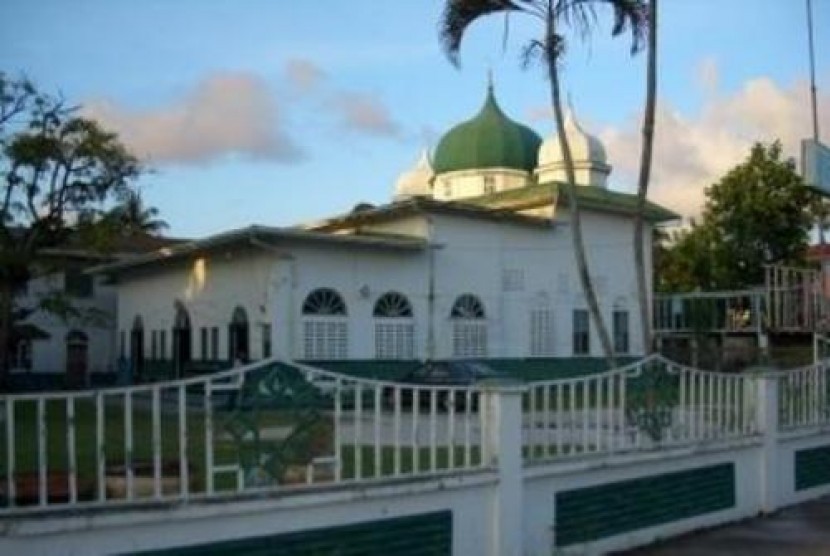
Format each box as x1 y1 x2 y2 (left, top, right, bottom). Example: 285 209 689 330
807 0 820 141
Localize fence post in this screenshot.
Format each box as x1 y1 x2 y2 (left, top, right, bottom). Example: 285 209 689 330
755 371 780 513
480 380 526 556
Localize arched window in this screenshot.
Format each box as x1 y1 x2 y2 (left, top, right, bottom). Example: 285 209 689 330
450 294 486 319
228 305 250 362
302 288 348 359
449 294 487 357
373 292 414 359
66 329 89 386
174 301 191 329
172 301 192 377
302 288 347 316
373 292 413 318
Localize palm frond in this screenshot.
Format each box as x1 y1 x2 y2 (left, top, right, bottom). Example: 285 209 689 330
554 0 648 55
439 0 524 66
608 0 648 54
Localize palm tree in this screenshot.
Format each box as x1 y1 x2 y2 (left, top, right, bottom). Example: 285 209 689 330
440 0 648 365
633 0 657 354
110 190 168 236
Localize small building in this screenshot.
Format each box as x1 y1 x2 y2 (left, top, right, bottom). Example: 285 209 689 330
9 234 182 388
93 86 676 380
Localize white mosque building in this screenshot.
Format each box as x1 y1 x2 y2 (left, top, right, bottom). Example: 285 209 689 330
94 85 676 379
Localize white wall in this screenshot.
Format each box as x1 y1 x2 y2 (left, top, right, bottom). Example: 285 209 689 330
432 167 529 201
430 209 647 358
113 205 650 366
116 247 276 362
524 444 765 554
0 475 496 556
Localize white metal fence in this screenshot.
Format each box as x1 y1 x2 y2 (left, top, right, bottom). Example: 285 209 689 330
779 361 830 431
523 355 760 463
2 353 829 517
0 360 488 515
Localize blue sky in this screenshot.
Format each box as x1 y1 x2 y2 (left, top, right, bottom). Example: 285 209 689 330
2 0 829 237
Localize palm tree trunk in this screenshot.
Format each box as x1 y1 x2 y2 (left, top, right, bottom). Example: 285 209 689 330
546 14 616 367
634 0 657 355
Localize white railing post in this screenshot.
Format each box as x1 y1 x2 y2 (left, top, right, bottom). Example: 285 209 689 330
755 370 780 513
480 380 525 556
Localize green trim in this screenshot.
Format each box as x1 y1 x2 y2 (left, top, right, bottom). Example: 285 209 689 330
555 463 735 546
126 510 452 555
468 182 679 223
795 444 830 491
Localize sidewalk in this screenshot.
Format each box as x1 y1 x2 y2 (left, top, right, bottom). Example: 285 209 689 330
620 495 830 555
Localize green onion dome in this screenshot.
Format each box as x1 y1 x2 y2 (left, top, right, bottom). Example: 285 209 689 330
433 85 542 174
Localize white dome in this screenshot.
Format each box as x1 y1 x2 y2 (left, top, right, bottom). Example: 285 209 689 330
538 112 607 166
394 150 434 201
536 111 611 187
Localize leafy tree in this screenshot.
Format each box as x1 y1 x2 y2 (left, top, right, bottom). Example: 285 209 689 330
0 73 142 380
657 142 817 292
439 0 648 365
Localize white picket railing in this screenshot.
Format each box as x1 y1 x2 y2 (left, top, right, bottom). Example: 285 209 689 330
523 355 760 463
0 359 488 516
778 361 830 431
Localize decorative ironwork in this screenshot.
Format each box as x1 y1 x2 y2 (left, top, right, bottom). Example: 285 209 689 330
219 363 335 487
625 360 679 443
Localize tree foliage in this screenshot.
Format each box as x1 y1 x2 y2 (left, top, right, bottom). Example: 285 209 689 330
657 142 817 292
106 190 168 236
0 72 144 376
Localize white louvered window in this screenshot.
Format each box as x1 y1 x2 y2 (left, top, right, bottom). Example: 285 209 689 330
303 320 348 360
302 288 348 360
450 294 487 357
530 308 555 356
373 292 415 359
375 321 415 359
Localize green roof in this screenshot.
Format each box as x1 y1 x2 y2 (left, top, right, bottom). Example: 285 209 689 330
433 86 542 174
466 182 679 223
308 196 551 233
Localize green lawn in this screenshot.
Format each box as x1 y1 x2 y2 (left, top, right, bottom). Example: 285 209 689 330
0 398 485 505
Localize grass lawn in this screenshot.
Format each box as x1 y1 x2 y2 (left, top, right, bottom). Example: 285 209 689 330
0 397 486 505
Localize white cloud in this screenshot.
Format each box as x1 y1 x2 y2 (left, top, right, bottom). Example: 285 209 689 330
601 72 830 219
329 91 401 137
83 72 303 165
284 58 325 93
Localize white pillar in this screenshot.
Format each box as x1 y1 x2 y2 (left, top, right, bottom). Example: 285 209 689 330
270 259 296 359
481 380 526 556
756 372 780 513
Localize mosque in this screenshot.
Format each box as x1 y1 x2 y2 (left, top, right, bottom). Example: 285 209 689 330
94 84 676 379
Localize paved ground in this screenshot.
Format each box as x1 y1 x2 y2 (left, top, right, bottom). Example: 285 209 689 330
620 495 830 555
